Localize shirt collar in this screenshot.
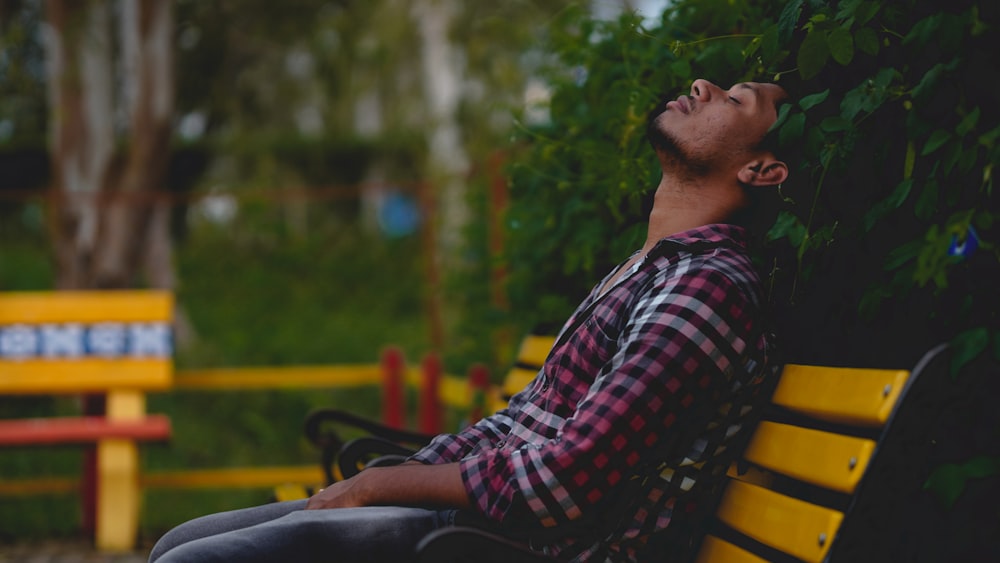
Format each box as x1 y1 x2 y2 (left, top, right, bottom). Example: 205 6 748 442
654 223 749 250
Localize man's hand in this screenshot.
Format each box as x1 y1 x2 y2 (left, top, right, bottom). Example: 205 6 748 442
305 475 371 510
304 462 471 511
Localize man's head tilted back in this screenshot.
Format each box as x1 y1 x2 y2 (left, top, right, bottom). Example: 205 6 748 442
647 79 789 190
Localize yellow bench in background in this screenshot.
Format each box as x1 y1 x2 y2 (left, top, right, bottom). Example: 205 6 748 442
0 290 173 552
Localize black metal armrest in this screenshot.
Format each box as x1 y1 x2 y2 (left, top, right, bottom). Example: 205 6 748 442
304 407 435 446
337 436 421 479
416 526 555 563
303 408 436 484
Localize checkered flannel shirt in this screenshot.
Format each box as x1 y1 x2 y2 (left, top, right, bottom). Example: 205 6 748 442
409 223 776 562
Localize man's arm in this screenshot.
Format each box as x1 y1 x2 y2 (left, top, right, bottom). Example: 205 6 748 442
305 462 471 510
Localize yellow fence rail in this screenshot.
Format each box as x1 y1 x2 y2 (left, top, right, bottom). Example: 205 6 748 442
1 361 487 496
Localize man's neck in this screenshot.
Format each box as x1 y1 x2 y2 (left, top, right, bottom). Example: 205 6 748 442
641 173 746 253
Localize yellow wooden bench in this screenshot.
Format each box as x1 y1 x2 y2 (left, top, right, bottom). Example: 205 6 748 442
0 290 173 552
413 343 952 562
693 343 955 562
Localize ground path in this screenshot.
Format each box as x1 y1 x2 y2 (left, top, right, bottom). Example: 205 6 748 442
0 540 151 563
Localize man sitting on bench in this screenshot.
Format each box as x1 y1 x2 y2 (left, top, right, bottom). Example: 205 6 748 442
149 78 791 563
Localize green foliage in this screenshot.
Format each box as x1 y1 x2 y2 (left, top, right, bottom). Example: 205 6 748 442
507 0 999 367
506 0 790 324
502 0 1000 539
925 455 1000 509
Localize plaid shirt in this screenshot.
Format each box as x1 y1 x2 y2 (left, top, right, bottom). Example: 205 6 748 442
410 224 775 561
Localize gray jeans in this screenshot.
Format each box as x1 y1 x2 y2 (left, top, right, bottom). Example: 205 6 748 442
148 500 455 563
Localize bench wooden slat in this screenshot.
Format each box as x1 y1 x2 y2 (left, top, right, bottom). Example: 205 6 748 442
517 335 555 367
502 367 539 398
714 479 843 563
743 421 876 494
0 290 173 324
772 364 910 426
694 535 768 563
0 359 171 393
0 415 171 446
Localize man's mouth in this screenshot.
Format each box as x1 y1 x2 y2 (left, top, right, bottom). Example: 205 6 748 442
667 96 691 114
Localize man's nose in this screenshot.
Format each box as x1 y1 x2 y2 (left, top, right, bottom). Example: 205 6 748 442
690 79 719 101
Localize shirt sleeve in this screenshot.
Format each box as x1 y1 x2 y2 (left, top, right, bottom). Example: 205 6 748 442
407 388 536 464
407 412 511 465
457 266 759 529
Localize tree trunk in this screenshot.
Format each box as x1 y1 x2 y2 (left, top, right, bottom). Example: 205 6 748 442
412 0 470 249
44 0 175 290
412 0 469 350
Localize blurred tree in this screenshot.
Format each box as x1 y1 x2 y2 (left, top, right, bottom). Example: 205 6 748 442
3 0 580 353
0 0 46 148
168 0 577 355
44 0 175 289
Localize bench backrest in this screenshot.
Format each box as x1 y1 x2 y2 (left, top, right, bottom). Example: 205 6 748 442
489 334 555 413
695 344 949 562
0 290 174 394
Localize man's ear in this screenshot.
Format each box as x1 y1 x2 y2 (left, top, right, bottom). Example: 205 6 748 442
737 157 789 187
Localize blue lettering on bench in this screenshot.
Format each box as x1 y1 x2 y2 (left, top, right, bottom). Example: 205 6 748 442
0 323 172 359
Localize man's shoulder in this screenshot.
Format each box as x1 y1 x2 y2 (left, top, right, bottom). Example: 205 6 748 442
642 243 763 312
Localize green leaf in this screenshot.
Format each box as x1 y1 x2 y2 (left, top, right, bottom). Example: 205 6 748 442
798 29 830 80
958 144 978 173
769 103 792 134
807 13 828 26
670 59 692 80
924 456 1000 510
915 178 939 220
859 285 891 318
884 239 923 271
904 14 942 47
924 464 965 509
834 0 863 21
863 179 913 231
856 1 881 25
799 89 830 111
780 113 806 146
925 456 1000 510
808 221 838 250
777 0 805 43
828 26 854 65
922 130 952 156
950 328 990 377
855 27 879 55
761 25 780 61
820 116 851 132
840 87 866 121
767 211 806 247
941 141 962 174
956 107 981 137
912 60 959 101
904 140 916 179
887 178 914 208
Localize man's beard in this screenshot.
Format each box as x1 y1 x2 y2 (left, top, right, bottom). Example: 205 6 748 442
645 99 710 176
